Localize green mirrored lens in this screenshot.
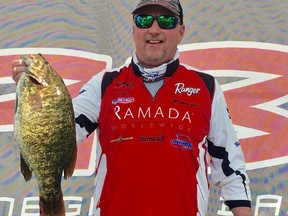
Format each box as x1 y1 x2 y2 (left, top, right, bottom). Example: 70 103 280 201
135 15 178 29
136 15 153 28
158 16 177 29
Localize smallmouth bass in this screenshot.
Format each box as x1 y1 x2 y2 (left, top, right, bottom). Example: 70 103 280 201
14 54 77 216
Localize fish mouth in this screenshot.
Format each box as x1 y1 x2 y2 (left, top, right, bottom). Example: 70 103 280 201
24 70 42 85
21 55 45 86
29 76 41 84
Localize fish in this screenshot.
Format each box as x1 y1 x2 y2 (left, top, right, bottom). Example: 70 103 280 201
14 54 77 216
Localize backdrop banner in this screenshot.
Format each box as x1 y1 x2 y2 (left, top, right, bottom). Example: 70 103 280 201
0 1 287 215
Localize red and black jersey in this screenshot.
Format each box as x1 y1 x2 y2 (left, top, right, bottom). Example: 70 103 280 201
73 59 251 216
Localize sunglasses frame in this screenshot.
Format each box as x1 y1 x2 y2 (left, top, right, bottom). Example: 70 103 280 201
134 14 180 29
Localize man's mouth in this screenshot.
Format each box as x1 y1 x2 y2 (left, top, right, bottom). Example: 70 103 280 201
147 40 163 44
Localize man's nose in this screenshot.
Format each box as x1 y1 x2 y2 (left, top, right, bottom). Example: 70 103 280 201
148 20 161 33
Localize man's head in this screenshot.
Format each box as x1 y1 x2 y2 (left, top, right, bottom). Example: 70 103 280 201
132 0 185 68
132 0 183 25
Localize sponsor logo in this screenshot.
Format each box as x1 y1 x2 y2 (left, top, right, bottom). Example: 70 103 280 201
1 193 287 215
114 81 134 88
175 83 201 96
111 122 193 134
114 106 192 123
170 134 193 150
172 99 199 107
112 97 135 105
137 134 165 142
235 142 241 147
110 136 133 143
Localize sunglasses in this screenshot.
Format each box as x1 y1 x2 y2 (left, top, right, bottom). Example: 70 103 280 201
134 14 179 29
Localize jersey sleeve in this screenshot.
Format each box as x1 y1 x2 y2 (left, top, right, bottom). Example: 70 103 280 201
207 80 252 209
73 70 105 144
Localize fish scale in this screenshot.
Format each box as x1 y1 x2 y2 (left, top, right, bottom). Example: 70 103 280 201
14 54 77 216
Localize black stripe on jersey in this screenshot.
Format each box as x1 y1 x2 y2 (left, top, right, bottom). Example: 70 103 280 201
207 139 234 176
195 71 215 102
208 140 251 208
75 114 98 137
101 71 121 98
235 170 250 198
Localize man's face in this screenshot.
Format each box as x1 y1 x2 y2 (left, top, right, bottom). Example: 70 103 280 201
132 5 185 68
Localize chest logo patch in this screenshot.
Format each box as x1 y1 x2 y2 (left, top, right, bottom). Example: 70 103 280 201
175 83 201 96
112 97 135 105
170 134 193 150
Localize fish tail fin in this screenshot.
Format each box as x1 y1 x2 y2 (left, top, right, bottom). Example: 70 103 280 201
39 195 65 216
20 154 32 181
64 142 77 179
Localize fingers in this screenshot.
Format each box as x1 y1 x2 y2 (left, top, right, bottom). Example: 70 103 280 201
11 59 26 67
11 59 27 83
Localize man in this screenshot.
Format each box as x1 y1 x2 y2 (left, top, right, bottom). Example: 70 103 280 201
12 0 252 215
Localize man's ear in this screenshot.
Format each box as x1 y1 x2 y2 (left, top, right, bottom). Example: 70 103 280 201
178 25 186 44
132 24 135 34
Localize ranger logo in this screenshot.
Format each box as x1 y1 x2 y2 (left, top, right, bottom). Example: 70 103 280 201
175 83 201 96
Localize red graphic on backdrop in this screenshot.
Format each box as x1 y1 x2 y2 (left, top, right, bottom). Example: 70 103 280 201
179 44 288 166
0 44 287 173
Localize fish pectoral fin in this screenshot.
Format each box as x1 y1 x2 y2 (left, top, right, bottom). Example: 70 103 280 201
63 141 77 179
20 154 32 181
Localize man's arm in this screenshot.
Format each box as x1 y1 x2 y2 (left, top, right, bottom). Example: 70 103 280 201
208 80 252 210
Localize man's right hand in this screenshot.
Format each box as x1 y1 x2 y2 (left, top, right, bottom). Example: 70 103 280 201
11 59 28 84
